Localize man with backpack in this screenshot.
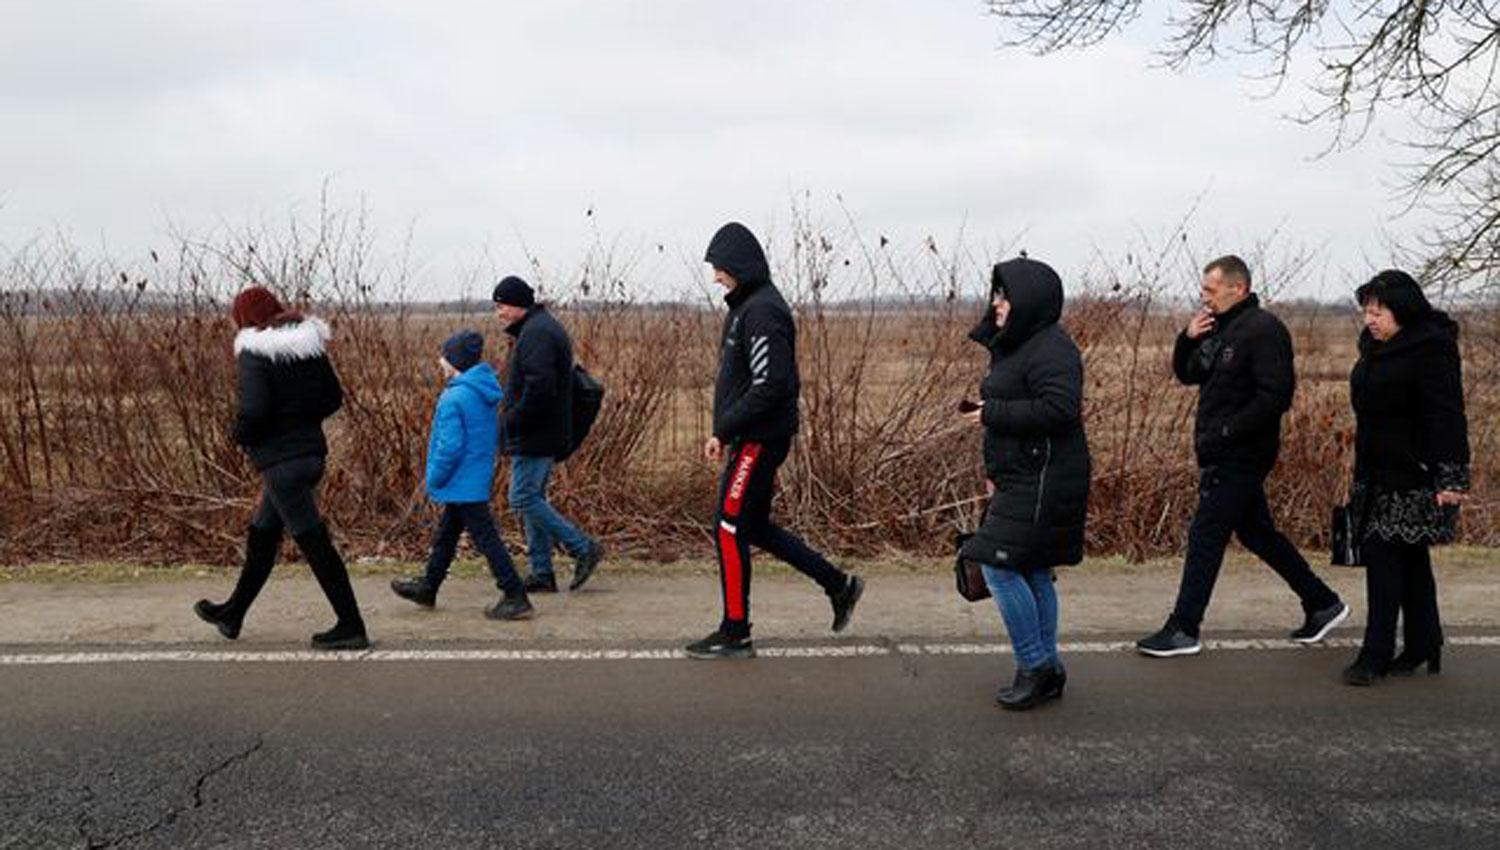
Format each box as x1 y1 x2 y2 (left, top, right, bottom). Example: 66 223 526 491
493 276 604 592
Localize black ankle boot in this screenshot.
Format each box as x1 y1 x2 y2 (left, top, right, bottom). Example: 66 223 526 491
1341 652 1389 686
194 525 282 640
295 523 369 651
485 590 535 621
390 575 437 608
997 665 1063 711
193 599 242 640
311 621 371 651
1390 645 1442 676
1044 662 1067 699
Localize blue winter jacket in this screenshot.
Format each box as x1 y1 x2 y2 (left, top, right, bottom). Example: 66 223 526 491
426 363 505 503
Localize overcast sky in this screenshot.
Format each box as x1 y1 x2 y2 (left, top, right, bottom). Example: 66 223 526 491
0 0 1430 302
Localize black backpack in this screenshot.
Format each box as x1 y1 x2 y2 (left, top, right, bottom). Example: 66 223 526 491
559 365 604 461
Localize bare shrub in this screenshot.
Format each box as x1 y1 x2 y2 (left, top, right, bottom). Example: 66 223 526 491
2 203 1495 567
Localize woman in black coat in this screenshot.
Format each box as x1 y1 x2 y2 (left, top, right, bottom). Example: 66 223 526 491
193 285 369 650
961 257 1090 710
1343 270 1470 685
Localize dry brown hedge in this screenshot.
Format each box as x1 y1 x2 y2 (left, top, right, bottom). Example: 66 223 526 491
3 213 1495 566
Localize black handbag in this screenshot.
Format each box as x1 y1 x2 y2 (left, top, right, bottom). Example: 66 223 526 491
953 533 990 602
1330 505 1360 566
1330 484 1368 567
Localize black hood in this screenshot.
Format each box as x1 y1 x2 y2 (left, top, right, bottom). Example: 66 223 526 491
971 257 1064 351
706 222 772 295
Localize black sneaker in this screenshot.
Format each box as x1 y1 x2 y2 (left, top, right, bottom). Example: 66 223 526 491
569 543 604 591
310 622 370 651
523 573 559 594
1136 617 1201 657
684 630 755 660
192 599 242 640
390 576 437 608
830 575 865 633
1291 600 1349 644
485 592 535 621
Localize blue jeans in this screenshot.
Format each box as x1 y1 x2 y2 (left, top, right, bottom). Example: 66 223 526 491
982 565 1059 671
508 455 593 580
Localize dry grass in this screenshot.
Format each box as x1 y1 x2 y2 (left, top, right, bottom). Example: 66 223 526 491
3 209 1496 567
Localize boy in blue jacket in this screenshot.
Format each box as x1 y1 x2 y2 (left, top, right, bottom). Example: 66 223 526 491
391 330 533 620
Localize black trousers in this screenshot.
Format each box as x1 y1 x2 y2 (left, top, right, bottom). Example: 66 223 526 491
1172 465 1340 635
1360 538 1442 665
422 502 523 595
230 455 362 628
715 439 846 638
250 455 327 537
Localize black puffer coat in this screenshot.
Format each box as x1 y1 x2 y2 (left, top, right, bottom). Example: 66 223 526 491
501 306 575 459
1351 311 1470 543
232 316 344 471
959 258 1091 570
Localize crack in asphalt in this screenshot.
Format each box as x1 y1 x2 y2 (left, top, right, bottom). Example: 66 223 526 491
190 738 264 810
73 737 265 849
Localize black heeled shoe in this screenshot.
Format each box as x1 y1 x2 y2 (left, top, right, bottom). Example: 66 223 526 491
1389 645 1442 676
997 665 1064 710
1341 654 1388 686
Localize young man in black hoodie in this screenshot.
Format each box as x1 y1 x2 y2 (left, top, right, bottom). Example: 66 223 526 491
686 222 865 660
1137 255 1347 657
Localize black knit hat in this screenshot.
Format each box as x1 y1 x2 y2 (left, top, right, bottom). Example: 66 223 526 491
442 329 484 372
491 276 535 308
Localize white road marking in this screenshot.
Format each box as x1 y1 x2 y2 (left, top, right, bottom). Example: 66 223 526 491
1 635 1498 666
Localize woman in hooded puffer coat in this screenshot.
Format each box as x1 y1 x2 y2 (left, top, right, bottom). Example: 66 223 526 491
961 257 1090 710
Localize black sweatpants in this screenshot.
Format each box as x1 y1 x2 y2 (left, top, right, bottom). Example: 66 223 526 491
422 502 523 595
715 439 846 638
1171 465 1340 635
1360 538 1442 665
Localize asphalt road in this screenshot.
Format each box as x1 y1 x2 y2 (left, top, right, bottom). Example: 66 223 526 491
3 642 1498 849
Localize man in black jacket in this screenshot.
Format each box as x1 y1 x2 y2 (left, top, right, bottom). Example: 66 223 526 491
685 222 865 660
1137 255 1347 657
493 276 603 593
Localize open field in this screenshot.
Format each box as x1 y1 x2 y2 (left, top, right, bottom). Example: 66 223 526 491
3 226 1497 567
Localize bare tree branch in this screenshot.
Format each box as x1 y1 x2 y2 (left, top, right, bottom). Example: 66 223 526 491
985 0 1500 292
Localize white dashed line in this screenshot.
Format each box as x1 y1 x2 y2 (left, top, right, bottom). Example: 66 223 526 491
1 635 1497 666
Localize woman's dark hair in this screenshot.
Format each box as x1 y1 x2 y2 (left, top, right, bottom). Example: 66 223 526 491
1355 269 1433 327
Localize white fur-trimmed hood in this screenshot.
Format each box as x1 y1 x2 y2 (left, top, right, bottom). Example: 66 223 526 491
234 316 332 361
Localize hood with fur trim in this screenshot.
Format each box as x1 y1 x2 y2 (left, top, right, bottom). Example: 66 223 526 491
234 316 332 361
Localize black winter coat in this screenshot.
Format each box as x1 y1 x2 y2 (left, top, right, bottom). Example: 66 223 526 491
959 258 1091 570
1350 312 1470 543
707 223 800 444
501 306 575 459
232 317 344 471
1172 295 1295 475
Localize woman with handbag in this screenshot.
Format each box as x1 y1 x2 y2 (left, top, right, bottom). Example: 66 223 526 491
960 257 1090 710
1343 270 1470 685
